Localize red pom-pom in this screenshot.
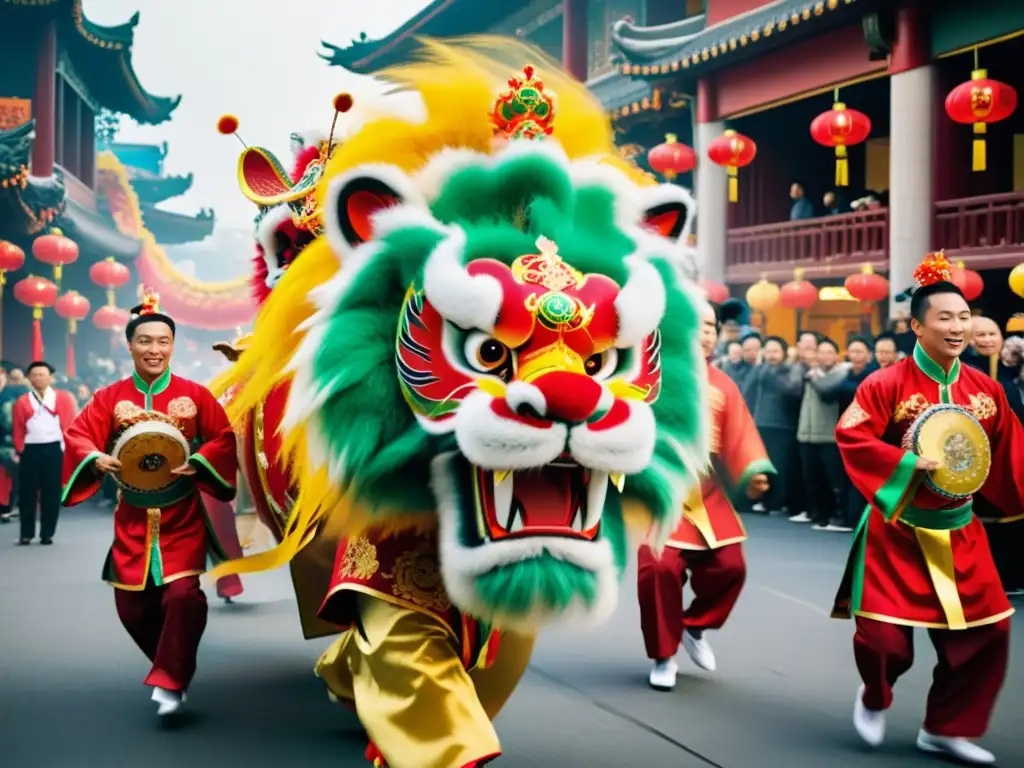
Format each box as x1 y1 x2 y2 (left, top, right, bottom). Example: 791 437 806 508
217 114 240 135
912 251 952 287
333 93 354 113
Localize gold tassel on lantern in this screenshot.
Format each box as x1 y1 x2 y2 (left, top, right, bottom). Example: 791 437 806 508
973 122 986 172
835 144 849 186
727 166 738 203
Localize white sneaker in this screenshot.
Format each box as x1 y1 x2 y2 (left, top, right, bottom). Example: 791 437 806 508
682 631 716 672
789 512 811 523
916 730 995 764
751 502 766 513
853 685 885 746
648 658 678 690
151 686 184 716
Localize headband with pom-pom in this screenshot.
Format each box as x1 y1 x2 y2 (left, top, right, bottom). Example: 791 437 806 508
217 114 246 147
912 251 952 288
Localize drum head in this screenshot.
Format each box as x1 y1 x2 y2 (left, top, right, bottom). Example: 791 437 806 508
112 421 190 493
910 404 991 499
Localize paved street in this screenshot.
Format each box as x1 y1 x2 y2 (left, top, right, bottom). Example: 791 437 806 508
2 504 1022 768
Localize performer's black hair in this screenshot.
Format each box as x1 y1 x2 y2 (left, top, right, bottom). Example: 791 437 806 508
26 361 54 374
909 281 965 323
126 304 176 341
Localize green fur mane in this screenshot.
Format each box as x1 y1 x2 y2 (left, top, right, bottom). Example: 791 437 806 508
309 152 705 525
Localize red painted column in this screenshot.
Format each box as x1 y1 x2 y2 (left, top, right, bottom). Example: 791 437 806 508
31 18 57 176
889 0 929 75
562 0 588 81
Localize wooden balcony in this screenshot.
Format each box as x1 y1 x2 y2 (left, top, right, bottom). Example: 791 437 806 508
934 192 1024 268
725 209 888 283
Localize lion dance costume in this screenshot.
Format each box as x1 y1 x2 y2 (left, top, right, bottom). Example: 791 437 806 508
211 38 711 767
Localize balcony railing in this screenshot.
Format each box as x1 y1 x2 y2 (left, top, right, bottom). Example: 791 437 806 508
725 209 888 283
934 192 1024 268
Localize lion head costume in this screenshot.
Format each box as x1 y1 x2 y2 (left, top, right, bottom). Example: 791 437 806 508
215 37 710 630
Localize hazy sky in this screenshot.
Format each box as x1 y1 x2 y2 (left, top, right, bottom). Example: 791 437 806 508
83 0 432 232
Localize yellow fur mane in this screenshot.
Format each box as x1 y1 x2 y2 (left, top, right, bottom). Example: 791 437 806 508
208 36 651 579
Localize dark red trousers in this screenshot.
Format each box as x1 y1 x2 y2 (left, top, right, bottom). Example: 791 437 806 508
854 616 1010 738
637 543 746 661
114 576 209 692
202 493 245 599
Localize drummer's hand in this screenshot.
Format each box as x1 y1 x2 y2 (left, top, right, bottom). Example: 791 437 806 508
94 454 121 474
915 456 940 471
171 462 197 476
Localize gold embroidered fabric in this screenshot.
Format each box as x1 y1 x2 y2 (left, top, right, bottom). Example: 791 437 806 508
382 542 451 613
968 392 997 421
839 399 871 429
894 393 929 423
707 384 725 454
167 396 198 421
337 535 380 580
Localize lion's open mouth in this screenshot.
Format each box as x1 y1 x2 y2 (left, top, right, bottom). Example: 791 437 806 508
452 455 611 545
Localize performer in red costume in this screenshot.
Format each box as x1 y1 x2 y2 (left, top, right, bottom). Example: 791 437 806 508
638 300 774 690
832 252 1024 765
61 294 238 717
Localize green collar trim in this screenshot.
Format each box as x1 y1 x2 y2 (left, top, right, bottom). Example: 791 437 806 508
913 343 959 387
132 368 171 399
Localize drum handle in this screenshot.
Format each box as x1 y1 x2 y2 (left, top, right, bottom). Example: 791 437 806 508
889 470 928 525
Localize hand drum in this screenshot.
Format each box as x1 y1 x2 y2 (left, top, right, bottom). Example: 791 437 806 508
904 404 991 500
111 420 190 497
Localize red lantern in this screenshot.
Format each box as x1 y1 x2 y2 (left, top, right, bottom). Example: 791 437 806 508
92 305 130 331
945 69 1017 172
32 229 78 287
810 102 871 187
13 274 58 361
707 129 757 203
648 133 697 180
89 257 131 306
950 260 984 302
698 279 729 304
780 268 818 310
844 263 889 303
0 240 25 296
55 291 91 378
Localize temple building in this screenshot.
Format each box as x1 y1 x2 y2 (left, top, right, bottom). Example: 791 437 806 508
107 142 215 246
324 0 1024 341
0 0 178 365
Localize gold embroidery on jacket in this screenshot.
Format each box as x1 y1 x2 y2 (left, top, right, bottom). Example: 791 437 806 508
382 541 451 613
894 393 929 423
840 399 870 429
968 393 997 421
336 535 380 580
708 384 725 454
114 400 144 423
167 396 198 421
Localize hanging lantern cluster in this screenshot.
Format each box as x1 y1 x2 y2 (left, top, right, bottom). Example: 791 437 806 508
945 66 1017 172
780 268 818 310
810 100 871 187
32 228 78 288
708 129 757 203
648 133 697 180
950 261 984 301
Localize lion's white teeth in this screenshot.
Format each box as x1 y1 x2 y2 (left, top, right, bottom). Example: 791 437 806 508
587 471 610 530
610 473 625 492
508 506 524 533
493 471 514 530
571 507 585 532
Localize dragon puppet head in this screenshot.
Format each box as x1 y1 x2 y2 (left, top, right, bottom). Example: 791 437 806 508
221 38 710 631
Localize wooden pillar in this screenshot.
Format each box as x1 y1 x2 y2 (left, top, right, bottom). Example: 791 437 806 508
887 0 933 314
696 76 727 283
31 18 57 176
562 0 588 82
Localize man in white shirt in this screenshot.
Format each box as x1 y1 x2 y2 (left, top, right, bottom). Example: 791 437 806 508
12 361 77 545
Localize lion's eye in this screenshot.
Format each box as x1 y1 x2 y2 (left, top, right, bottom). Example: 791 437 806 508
584 349 619 380
464 332 512 375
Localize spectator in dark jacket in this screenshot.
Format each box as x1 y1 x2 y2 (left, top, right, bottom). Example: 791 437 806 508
789 182 815 220
722 332 761 404
750 336 804 515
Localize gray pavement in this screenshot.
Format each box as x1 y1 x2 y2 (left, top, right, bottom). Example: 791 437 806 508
1 505 1022 768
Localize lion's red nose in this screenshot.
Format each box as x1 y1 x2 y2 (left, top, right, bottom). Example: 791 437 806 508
529 371 603 424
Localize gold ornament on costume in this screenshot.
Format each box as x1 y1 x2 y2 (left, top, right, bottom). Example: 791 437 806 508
968 392 997 421
336 535 380 580
894 393 929 423
490 65 556 140
839 399 871 430
382 542 451 613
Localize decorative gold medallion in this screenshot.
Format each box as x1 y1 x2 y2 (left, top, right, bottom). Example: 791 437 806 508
382 542 451 613
336 535 380 580
894 393 929 423
114 400 144 424
839 399 870 430
167 396 198 421
968 392 997 421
